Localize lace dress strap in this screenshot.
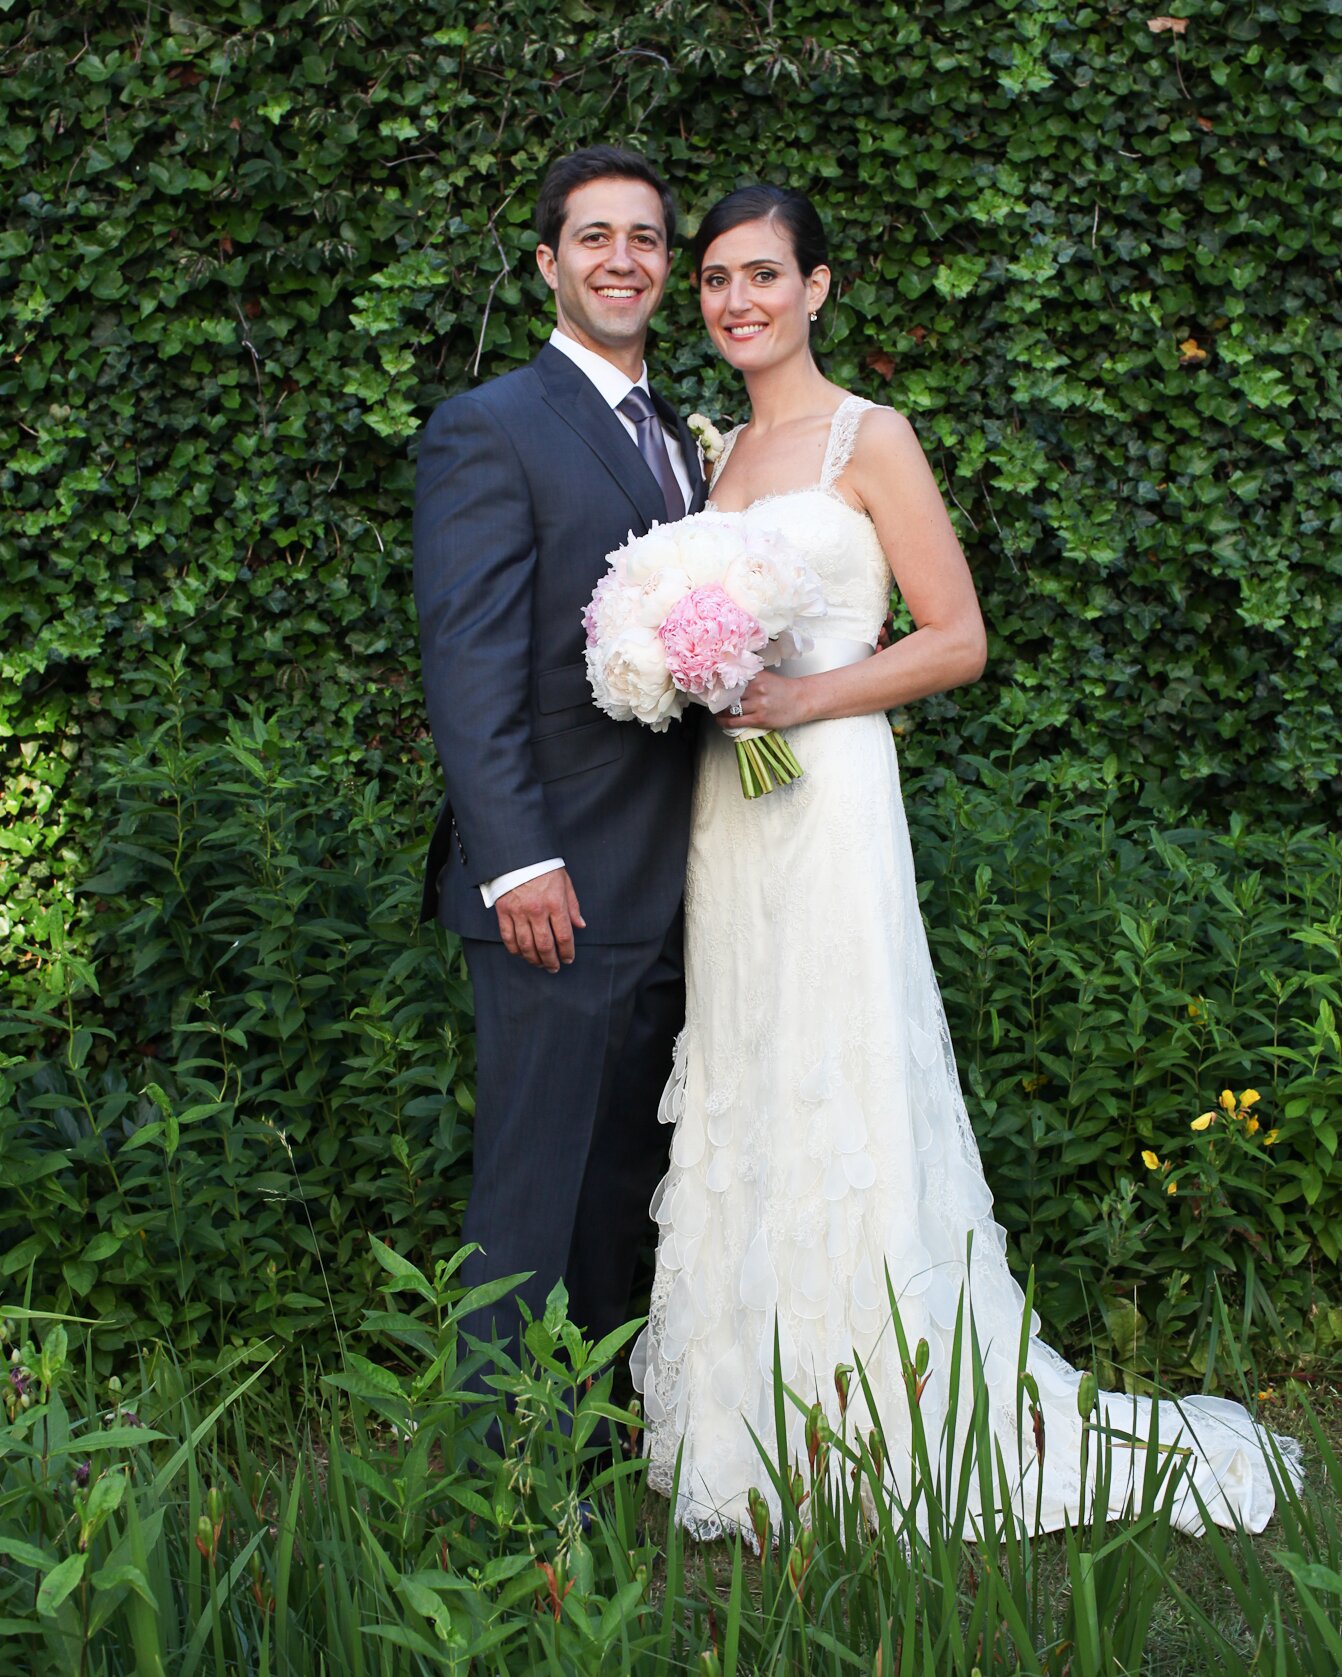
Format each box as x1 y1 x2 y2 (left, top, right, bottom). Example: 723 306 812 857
819 394 876 490
708 424 745 494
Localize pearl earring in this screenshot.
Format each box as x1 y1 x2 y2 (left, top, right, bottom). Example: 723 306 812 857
809 311 818 322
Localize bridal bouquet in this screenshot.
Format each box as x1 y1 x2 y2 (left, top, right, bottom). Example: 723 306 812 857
583 513 826 797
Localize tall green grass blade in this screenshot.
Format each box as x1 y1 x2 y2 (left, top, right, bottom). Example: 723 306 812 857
272 1452 305 1667
120 1488 168 1677
177 1526 266 1677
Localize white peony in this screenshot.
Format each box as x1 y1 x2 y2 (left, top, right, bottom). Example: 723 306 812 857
588 626 682 732
672 514 747 587
583 570 639 646
724 539 827 645
616 522 684 585
630 564 694 630
585 642 632 721
723 551 792 638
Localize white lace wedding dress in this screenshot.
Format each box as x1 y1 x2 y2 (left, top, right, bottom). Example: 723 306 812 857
630 396 1301 1541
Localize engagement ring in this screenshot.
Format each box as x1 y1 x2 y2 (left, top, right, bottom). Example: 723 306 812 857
729 702 743 716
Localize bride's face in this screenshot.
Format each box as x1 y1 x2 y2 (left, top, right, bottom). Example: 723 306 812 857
697 216 830 373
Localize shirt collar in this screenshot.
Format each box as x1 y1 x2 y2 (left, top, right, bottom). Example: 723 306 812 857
548 327 650 411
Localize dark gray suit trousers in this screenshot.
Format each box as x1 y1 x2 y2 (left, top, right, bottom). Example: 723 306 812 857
458 906 684 1363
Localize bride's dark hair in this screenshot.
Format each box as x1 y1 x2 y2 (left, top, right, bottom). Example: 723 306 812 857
691 184 829 280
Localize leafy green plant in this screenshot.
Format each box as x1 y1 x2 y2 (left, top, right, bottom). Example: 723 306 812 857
910 752 1342 1377
677 1273 1201 1677
3 656 1339 1382
2 650 471 1370
0 1257 678 1674
4 0 1340 1386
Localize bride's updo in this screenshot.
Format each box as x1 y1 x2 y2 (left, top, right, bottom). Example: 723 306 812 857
691 184 829 281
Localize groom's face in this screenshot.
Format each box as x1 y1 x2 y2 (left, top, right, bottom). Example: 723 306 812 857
536 177 670 365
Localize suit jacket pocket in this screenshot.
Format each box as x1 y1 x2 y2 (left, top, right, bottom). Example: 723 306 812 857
531 718 622 783
537 661 594 717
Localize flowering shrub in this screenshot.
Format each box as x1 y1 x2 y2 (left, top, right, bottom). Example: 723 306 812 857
1137 1088 1289 1352
914 764 1342 1383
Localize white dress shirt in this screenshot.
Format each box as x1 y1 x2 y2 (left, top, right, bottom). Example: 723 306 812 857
544 328 693 503
479 329 691 910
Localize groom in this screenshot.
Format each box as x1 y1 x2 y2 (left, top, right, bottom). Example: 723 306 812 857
413 147 705 1371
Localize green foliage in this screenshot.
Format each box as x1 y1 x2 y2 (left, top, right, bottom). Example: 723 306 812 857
3 24 1340 1668
2 660 1338 1381
910 747 1342 1377
3 0 1342 962
2 1270 1338 1675
2 0 1340 1437
0 1277 664 1674
2 651 471 1366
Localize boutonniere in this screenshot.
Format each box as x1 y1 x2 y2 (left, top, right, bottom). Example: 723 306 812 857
687 412 726 465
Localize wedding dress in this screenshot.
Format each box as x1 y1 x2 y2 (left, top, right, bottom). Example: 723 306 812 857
630 395 1302 1541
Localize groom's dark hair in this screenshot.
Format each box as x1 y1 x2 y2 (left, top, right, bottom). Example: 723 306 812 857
534 146 678 251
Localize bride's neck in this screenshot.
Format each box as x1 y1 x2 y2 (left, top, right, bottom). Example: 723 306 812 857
742 353 833 433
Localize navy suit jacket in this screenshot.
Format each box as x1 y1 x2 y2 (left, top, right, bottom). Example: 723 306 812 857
413 343 707 944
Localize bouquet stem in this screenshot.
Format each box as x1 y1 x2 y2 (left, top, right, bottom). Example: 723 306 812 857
734 730 804 799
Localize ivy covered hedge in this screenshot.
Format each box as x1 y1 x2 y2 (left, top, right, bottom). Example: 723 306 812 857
3 2 1342 1369
4 0 1341 956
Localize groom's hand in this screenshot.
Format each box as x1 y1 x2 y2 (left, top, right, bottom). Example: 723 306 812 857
496 869 586 972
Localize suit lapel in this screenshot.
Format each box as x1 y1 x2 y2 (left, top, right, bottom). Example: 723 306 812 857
535 346 666 531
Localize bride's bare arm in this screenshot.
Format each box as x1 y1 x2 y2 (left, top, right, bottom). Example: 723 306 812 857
717 407 986 732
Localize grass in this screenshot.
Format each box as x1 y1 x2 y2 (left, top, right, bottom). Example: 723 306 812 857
3 1250 1341 1676
639 1381 1342 1676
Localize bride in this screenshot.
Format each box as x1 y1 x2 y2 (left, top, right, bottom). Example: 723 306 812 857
630 184 1300 1541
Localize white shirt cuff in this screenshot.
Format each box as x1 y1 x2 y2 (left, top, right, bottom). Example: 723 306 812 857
480 858 565 910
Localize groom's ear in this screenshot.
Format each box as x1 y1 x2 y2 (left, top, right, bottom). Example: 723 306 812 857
536 244 560 292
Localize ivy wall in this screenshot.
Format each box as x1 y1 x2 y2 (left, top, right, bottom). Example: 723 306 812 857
4 0 1342 953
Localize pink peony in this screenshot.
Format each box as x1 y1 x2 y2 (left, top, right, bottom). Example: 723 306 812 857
658 584 767 711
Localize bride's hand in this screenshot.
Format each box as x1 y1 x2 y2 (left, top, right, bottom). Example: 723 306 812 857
714 670 811 732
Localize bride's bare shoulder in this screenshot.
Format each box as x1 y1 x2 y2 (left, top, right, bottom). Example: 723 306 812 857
848 403 927 469
850 399 916 438
840 405 943 517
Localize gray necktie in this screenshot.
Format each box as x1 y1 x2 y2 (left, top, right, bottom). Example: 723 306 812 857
618 387 685 523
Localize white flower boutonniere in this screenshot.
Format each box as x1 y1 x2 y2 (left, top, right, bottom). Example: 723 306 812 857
687 412 726 466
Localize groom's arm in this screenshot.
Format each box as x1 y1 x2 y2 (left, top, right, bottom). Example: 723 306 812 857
413 392 562 891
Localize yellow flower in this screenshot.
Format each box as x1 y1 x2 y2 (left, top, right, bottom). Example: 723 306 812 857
1240 1089 1261 1108
1245 1116 1260 1136
1257 1387 1275 1404
1219 1089 1236 1112
1187 1000 1203 1020
1264 1129 1280 1146
1191 1112 1215 1132
1142 1149 1161 1170
1166 1179 1178 1195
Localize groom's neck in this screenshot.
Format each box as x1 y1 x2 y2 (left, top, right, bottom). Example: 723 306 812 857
552 322 648 383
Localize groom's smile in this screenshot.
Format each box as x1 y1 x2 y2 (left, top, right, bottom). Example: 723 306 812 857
536 176 671 375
